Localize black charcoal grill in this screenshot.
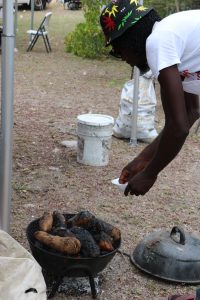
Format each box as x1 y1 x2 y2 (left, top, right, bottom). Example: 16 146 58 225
26 214 121 298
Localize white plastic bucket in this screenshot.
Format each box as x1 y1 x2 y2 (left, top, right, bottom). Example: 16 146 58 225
77 114 114 166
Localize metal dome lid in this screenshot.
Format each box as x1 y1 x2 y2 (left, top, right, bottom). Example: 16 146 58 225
131 226 200 283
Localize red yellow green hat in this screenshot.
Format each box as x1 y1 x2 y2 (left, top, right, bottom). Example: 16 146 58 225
100 0 153 45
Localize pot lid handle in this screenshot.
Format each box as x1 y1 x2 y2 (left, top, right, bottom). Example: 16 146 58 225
170 226 186 245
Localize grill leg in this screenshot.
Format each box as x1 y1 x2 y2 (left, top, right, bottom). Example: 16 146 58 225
48 276 63 299
89 276 97 299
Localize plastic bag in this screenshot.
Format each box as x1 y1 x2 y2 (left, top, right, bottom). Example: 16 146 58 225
0 230 47 300
113 72 158 140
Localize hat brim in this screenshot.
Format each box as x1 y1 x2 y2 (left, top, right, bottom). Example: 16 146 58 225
101 6 153 46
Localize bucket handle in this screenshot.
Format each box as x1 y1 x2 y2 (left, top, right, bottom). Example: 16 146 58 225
170 226 185 245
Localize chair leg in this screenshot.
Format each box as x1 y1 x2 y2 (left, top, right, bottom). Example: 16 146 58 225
42 34 50 53
45 35 52 52
27 34 39 52
27 35 37 51
30 35 40 51
27 36 35 52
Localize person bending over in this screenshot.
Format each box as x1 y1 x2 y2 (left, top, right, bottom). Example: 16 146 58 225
100 0 200 197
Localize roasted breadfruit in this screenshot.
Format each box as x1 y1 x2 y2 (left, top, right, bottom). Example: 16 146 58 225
67 211 95 228
34 231 81 255
51 211 67 236
94 232 114 252
51 227 72 237
52 211 66 228
39 212 53 232
70 226 100 257
86 218 121 241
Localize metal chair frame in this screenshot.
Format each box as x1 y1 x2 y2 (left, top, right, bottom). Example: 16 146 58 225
27 12 52 53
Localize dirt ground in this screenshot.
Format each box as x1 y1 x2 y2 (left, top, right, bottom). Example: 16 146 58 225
3 3 200 300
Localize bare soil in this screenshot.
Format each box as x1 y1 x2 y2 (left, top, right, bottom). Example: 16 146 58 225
4 3 200 300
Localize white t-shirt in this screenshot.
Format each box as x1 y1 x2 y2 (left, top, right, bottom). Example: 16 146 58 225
146 10 200 95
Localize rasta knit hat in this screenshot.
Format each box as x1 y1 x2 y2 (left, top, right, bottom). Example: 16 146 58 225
100 0 153 45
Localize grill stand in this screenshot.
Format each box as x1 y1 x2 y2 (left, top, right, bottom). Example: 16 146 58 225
48 276 63 298
43 267 97 299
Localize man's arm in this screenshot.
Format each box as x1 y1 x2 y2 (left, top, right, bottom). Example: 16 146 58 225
124 65 199 196
120 67 199 185
144 65 195 177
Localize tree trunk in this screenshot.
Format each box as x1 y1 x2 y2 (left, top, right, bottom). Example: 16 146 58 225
175 0 180 11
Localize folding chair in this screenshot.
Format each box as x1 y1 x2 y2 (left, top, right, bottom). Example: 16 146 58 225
27 12 52 53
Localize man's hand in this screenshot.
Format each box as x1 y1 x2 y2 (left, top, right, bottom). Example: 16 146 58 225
119 157 149 184
124 170 157 196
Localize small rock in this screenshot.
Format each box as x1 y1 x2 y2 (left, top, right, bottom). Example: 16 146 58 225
23 203 35 208
48 166 60 171
60 140 77 149
52 148 60 153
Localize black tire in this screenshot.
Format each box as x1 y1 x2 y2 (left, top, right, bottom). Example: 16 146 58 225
75 3 79 10
34 0 47 10
68 2 76 10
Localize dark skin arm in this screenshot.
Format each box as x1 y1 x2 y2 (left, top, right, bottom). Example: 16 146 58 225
120 65 200 196
120 83 199 185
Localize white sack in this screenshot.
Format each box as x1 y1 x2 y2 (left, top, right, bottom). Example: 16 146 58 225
113 72 158 139
0 230 47 300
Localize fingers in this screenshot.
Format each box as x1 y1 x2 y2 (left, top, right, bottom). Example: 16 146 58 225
119 169 130 184
124 184 130 196
124 184 145 197
124 184 141 197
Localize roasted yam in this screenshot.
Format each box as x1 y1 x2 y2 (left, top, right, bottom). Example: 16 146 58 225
39 212 53 232
70 226 100 257
94 232 114 252
67 211 95 228
34 231 81 255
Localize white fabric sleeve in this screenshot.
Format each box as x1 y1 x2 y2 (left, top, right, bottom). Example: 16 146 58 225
146 31 185 79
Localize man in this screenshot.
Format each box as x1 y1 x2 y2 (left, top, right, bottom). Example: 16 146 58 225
100 0 200 198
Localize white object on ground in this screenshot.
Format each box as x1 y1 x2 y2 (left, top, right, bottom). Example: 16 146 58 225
60 140 77 149
111 178 128 192
0 230 47 300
